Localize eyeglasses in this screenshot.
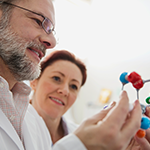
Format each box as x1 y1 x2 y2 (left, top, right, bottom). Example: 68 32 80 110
0 1 55 35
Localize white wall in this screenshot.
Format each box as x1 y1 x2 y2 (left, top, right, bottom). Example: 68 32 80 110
53 0 150 66
51 0 150 124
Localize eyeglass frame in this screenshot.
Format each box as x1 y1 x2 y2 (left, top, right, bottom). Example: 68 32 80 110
0 1 56 35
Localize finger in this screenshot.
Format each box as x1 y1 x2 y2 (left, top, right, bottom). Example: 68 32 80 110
121 100 141 139
103 91 130 130
103 101 116 109
126 138 136 150
86 101 116 125
135 135 150 150
145 106 150 117
145 129 150 143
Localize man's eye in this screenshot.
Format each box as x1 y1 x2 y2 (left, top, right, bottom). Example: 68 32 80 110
34 18 42 26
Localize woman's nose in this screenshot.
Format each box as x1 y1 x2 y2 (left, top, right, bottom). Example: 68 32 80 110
57 84 69 97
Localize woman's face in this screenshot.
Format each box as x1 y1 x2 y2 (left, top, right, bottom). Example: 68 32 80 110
31 60 82 119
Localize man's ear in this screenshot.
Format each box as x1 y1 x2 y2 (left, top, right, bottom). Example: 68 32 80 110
30 80 38 91
0 10 2 18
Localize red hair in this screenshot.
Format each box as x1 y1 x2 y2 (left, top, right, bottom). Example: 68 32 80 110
40 50 87 86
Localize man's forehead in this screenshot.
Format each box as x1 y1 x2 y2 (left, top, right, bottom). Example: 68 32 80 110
18 0 55 23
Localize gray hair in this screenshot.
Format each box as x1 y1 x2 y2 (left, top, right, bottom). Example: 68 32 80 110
0 0 18 14
0 0 19 27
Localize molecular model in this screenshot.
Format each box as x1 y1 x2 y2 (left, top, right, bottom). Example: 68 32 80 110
119 71 150 138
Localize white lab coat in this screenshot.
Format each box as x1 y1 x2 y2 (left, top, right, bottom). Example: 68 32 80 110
0 107 51 150
0 109 24 150
0 104 86 150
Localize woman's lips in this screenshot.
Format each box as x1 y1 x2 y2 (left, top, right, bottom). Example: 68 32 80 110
50 97 65 106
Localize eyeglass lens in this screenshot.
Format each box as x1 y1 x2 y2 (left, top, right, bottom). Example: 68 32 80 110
43 18 54 34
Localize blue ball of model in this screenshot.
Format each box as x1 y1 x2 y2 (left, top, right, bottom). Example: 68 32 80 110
141 116 150 130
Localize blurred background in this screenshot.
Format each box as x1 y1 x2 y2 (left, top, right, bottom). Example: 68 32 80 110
29 0 150 124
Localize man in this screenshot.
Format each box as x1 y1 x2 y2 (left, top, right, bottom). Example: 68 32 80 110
0 0 147 150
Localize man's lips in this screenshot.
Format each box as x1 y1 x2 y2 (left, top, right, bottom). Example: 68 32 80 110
50 97 65 106
28 47 44 59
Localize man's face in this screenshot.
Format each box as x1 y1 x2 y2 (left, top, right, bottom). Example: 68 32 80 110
0 0 56 81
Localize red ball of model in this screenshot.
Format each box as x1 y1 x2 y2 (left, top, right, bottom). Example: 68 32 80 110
127 72 144 89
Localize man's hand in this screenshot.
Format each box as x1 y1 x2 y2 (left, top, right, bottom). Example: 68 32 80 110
74 91 142 150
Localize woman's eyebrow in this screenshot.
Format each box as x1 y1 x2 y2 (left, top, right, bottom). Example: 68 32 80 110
52 71 65 77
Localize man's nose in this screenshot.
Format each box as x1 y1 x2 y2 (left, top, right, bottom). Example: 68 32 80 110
39 33 56 49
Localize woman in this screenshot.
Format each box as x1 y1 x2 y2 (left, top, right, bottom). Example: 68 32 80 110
29 50 87 145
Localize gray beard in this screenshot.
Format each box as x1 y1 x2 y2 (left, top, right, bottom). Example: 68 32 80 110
0 14 46 81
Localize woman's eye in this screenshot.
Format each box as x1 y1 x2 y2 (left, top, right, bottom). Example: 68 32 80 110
53 76 60 82
34 18 42 26
71 84 78 90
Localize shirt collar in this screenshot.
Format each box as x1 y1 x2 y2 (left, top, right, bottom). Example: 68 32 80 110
0 76 31 96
